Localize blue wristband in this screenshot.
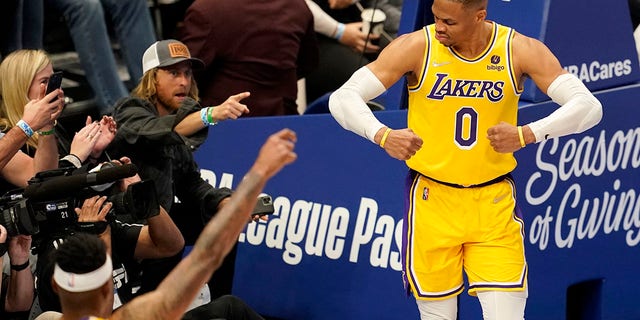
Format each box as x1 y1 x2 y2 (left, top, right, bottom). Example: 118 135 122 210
334 23 346 40
200 108 209 126
16 120 34 137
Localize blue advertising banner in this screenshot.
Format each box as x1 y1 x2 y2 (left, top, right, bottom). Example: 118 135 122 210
488 0 640 102
195 84 640 319
380 0 640 109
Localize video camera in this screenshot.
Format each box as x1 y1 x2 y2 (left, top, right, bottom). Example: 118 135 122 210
0 163 159 238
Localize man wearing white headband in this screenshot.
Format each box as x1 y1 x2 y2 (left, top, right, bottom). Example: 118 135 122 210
35 129 298 320
50 235 114 320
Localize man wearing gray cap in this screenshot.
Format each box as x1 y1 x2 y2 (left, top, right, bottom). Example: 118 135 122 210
108 39 251 297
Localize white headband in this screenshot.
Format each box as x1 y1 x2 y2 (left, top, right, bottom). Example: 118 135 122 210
53 255 113 292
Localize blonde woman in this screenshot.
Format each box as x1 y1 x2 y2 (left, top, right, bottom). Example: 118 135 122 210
0 50 115 174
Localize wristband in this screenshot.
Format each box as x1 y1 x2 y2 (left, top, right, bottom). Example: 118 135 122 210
16 120 34 138
61 154 83 168
77 221 109 235
379 128 392 148
517 126 526 148
11 261 30 271
38 127 56 135
207 107 217 125
200 108 209 126
334 23 346 40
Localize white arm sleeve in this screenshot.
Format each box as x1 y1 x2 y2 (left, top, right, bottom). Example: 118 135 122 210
527 73 603 142
329 67 387 143
305 0 339 37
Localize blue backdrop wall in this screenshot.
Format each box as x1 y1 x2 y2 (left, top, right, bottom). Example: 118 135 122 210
194 84 640 320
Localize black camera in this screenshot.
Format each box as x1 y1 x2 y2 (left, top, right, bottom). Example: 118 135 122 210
0 163 158 238
0 192 41 237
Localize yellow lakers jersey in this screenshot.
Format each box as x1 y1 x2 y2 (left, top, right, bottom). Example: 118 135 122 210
406 22 522 185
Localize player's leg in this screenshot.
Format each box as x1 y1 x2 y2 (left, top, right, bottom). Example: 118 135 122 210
404 171 465 319
416 297 458 320
464 177 528 320
477 289 527 320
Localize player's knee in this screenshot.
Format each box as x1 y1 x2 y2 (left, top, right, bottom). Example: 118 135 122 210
416 297 457 320
477 290 527 320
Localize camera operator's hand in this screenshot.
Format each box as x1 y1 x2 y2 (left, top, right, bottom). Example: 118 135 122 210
0 224 7 249
70 121 101 162
115 156 142 191
76 196 113 254
251 214 269 223
76 196 112 223
88 115 117 160
8 234 31 266
0 225 7 268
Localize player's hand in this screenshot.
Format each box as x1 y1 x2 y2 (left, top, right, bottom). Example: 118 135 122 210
487 121 522 153
251 129 298 179
211 92 251 122
378 128 422 160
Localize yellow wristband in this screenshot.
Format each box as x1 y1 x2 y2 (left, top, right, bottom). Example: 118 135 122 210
379 128 392 148
517 126 526 148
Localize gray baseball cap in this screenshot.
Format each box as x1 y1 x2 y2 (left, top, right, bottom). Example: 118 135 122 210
142 39 204 74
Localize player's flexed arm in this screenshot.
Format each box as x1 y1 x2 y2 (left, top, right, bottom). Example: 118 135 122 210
486 31 602 153
329 31 424 160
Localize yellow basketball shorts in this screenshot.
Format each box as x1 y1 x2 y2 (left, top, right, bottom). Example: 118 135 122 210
403 171 527 300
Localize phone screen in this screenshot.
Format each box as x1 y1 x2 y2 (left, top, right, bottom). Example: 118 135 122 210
46 71 63 100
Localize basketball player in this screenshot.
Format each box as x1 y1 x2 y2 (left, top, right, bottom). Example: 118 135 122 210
328 0 602 319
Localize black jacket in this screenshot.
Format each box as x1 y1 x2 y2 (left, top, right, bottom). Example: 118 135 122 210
110 97 231 223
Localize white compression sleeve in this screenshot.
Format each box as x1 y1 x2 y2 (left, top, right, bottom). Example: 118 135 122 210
329 67 387 143
527 73 603 142
305 0 339 37
477 290 527 320
416 298 458 320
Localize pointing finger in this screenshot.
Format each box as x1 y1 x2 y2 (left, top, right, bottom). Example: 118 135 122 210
231 91 250 101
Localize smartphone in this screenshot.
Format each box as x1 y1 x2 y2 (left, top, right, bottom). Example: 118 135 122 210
251 194 274 216
46 71 63 101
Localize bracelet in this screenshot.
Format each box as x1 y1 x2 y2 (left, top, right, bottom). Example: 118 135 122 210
207 107 217 125
38 127 56 135
379 128 392 148
37 120 57 135
77 221 109 235
334 23 346 40
61 154 83 168
16 120 34 138
10 261 30 271
200 108 209 126
517 126 526 148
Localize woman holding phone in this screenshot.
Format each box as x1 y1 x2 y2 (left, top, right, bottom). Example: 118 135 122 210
0 49 116 169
